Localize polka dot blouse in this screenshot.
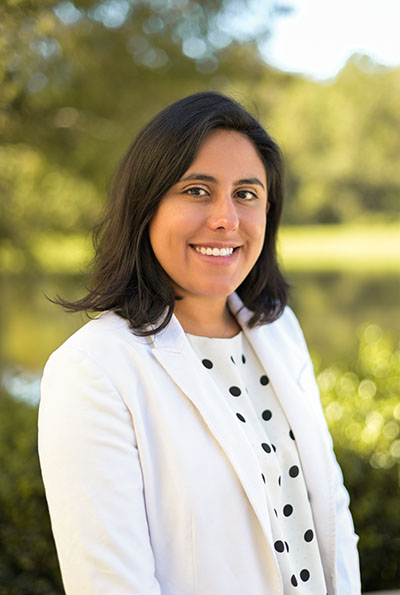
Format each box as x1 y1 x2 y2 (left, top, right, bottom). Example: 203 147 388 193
186 330 327 593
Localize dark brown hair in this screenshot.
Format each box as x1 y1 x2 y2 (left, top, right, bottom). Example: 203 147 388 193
58 91 289 334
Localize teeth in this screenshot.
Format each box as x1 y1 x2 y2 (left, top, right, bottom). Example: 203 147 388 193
195 246 234 257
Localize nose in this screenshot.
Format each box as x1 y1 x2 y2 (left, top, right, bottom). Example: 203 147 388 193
207 194 239 232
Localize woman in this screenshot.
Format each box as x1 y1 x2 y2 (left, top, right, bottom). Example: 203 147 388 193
39 91 361 594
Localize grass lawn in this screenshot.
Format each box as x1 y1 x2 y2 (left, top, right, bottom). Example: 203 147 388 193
278 223 400 273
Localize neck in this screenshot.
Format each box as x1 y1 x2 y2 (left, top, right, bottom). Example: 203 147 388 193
174 296 241 338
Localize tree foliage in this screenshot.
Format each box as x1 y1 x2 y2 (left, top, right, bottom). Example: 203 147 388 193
1 0 282 155
262 55 400 224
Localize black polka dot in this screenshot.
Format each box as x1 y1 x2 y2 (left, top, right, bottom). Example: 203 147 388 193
300 569 310 582
261 443 271 453
261 473 266 484
289 465 299 478
304 529 314 542
229 386 241 397
283 504 293 517
291 575 298 587
236 413 246 423
289 429 295 440
285 541 289 552
278 475 281 486
271 444 276 452
260 375 269 385
274 508 278 518
241 354 246 364
201 358 213 369
274 540 285 553
262 409 272 421
230 355 236 364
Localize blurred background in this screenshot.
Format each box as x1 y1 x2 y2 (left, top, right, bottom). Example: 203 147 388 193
1 0 399 592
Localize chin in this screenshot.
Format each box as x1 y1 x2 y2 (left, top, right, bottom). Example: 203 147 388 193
198 283 238 299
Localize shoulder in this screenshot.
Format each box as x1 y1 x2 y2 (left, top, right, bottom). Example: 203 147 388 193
270 306 308 349
43 311 153 379
55 311 149 352
257 306 312 373
247 304 309 355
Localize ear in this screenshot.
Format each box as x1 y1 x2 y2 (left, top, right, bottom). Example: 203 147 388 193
266 201 271 214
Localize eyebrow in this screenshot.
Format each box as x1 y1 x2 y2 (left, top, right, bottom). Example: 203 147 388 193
180 173 265 191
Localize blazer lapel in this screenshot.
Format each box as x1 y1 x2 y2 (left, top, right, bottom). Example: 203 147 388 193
151 315 276 548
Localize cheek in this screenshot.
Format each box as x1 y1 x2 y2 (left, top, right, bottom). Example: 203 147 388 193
149 201 173 242
148 209 172 267
149 203 194 268
247 218 267 262
247 210 267 243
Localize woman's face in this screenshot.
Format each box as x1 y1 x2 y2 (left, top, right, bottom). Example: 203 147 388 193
149 129 269 304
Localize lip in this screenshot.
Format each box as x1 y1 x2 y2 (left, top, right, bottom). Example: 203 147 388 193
190 242 241 249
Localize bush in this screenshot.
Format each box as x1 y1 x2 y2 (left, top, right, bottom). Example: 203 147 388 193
317 323 400 590
0 393 63 594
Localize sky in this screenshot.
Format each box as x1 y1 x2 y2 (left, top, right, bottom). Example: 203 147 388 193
261 0 400 80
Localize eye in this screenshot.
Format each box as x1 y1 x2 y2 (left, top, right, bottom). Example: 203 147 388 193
184 186 209 197
235 189 258 200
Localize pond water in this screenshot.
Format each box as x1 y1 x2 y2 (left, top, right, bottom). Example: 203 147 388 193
1 271 399 403
288 271 400 365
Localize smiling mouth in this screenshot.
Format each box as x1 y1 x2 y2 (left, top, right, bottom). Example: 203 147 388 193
190 245 240 257
195 246 233 257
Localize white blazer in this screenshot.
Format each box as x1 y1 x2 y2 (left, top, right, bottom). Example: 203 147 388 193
38 293 361 594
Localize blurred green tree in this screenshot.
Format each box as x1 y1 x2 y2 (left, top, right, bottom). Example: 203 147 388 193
1 0 288 176
263 55 400 224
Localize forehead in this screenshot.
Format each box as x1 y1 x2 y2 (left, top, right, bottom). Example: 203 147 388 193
186 129 266 179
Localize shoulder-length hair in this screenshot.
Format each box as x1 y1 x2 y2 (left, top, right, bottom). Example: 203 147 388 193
58 91 289 335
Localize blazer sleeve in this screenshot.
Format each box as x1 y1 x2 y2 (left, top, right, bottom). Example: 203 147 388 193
38 345 162 595
289 309 361 594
